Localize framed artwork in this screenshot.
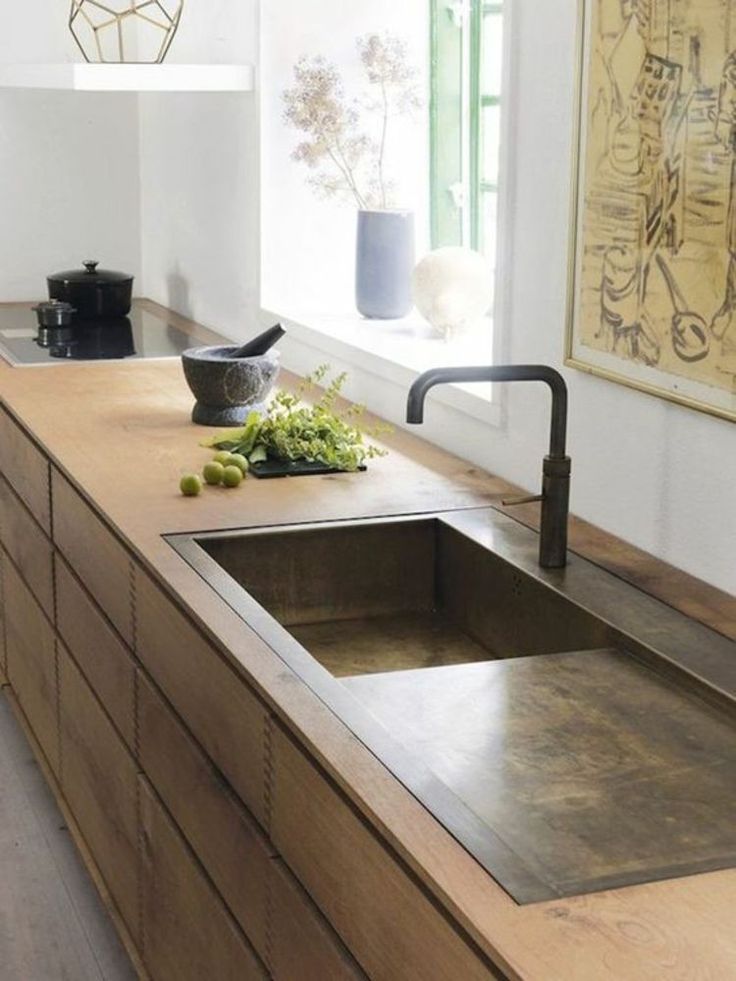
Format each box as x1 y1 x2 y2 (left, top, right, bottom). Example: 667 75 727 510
567 0 736 422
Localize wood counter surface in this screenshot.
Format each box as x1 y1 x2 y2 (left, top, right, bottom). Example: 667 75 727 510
1 300 735 980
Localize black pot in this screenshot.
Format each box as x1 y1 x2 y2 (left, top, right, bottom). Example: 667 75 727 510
32 300 76 328
47 260 133 320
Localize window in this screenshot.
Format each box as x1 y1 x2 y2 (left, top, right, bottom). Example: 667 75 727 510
260 0 506 434
430 0 504 272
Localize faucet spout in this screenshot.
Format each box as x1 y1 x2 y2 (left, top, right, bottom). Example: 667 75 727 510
406 364 568 459
406 365 571 569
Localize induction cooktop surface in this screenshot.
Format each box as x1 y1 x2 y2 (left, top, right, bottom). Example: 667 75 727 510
0 302 225 366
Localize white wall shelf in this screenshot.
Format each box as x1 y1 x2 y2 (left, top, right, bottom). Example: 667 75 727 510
0 64 254 93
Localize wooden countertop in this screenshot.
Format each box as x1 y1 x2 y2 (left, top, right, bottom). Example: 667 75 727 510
1 299 735 979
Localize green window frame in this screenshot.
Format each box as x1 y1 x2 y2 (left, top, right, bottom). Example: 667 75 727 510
430 0 504 257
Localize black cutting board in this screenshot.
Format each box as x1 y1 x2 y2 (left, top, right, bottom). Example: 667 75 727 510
250 459 366 479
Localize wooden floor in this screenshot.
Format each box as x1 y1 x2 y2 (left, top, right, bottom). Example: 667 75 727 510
0 690 136 981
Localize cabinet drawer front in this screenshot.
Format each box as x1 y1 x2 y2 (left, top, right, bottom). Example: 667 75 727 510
58 645 139 943
135 569 268 827
0 407 50 533
52 470 133 645
269 858 366 981
270 725 496 981
56 558 136 749
0 476 54 614
138 672 271 957
139 777 267 981
0 549 6 684
4 558 58 773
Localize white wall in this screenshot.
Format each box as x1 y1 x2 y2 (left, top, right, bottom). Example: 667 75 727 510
138 0 260 337
0 1 141 300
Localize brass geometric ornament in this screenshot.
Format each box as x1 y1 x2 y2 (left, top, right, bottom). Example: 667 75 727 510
69 1 184 64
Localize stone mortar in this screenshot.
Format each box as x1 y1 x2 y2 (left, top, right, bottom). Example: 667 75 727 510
181 346 280 426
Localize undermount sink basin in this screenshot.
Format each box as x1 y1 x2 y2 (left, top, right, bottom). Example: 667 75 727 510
168 508 736 905
187 514 613 677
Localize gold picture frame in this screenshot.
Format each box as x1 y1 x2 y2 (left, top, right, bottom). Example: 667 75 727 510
566 0 736 423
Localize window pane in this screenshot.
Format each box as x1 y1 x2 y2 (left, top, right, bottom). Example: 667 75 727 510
482 103 501 186
431 0 505 275
481 12 503 95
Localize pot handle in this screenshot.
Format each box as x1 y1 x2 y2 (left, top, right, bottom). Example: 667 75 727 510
83 260 99 274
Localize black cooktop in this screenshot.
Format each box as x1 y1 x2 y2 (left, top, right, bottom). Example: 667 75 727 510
0 303 219 366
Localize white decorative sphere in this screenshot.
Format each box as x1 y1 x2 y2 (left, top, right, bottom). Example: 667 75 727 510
412 247 493 339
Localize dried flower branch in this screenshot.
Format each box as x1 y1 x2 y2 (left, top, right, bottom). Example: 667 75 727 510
358 32 423 208
283 56 373 208
283 33 422 210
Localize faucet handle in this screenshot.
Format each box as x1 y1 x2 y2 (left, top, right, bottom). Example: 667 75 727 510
502 493 544 507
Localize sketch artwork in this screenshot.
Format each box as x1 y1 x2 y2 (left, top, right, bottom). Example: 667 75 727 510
568 0 736 420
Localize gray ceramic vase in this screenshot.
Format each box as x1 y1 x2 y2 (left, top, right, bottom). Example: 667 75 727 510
181 347 280 426
355 209 415 319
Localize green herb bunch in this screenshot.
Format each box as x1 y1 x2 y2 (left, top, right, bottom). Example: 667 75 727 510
201 365 388 472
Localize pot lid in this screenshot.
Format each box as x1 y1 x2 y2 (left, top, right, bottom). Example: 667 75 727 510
47 260 133 285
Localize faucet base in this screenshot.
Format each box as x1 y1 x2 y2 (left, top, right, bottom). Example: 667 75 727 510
540 455 571 569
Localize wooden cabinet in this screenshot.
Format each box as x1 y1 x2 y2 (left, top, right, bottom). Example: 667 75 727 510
0 414 497 981
51 469 133 645
0 405 51 534
0 475 54 615
55 556 136 750
58 644 140 944
0 548 6 684
270 723 496 981
139 776 267 981
137 671 271 958
4 557 58 774
135 567 269 828
268 856 366 980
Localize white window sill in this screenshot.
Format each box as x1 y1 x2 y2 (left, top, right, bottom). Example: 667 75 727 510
260 304 502 426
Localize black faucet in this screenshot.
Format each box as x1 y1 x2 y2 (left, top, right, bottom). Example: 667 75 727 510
406 365 571 569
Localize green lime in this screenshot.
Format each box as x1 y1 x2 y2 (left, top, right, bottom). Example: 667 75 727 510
203 461 225 485
213 450 232 465
226 453 249 474
180 474 202 497
222 465 244 488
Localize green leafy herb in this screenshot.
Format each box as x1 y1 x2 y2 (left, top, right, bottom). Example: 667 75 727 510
200 365 389 472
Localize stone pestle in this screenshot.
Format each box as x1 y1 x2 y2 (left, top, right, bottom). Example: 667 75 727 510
230 324 285 359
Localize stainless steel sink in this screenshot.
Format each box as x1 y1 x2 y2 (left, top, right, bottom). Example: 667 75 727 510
168 507 736 904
